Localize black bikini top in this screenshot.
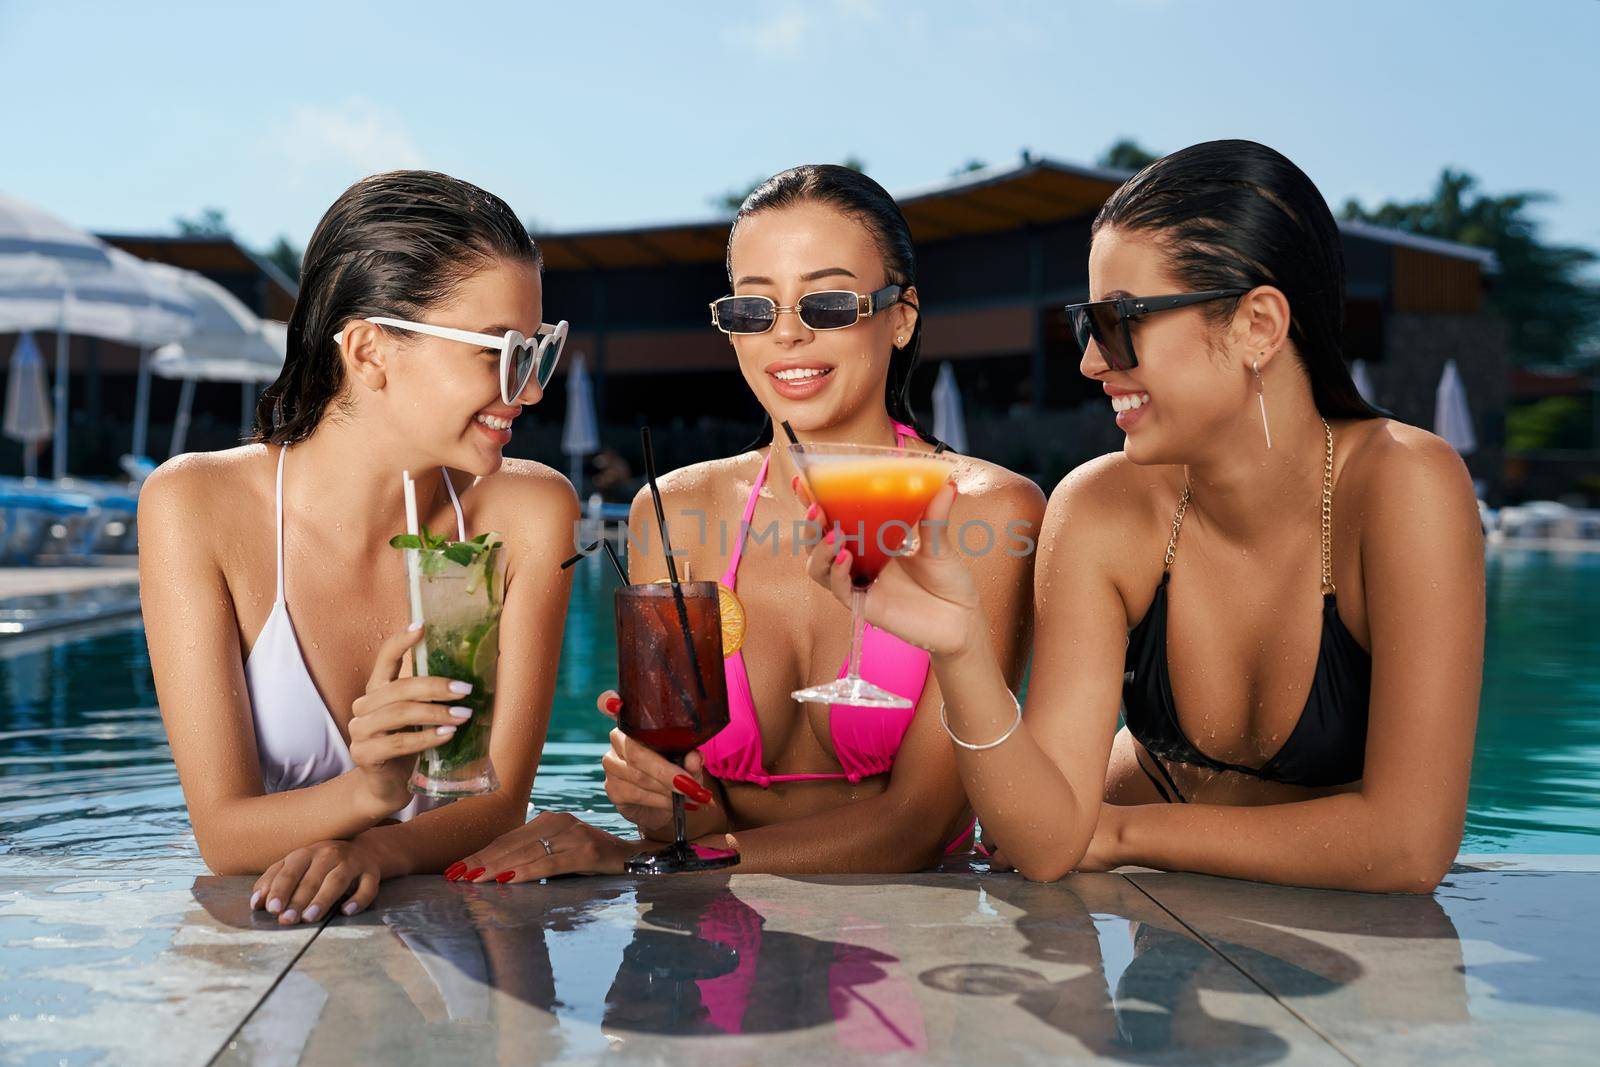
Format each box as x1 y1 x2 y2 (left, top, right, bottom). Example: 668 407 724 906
1122 420 1372 790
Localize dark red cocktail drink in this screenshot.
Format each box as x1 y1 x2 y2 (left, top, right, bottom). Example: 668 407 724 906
614 580 738 874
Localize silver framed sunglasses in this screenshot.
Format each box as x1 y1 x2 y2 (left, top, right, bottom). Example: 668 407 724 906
710 283 905 335
335 316 570 405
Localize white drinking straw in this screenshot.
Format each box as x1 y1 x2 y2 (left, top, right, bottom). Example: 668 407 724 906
402 469 429 677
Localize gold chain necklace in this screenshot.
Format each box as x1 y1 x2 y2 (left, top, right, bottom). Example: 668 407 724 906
1165 418 1336 596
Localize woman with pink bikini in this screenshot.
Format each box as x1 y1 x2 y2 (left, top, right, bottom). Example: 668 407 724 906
450 165 1044 881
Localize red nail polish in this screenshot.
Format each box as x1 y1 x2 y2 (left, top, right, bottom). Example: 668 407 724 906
444 861 466 879
835 549 849 566
823 529 835 546
684 802 700 812
465 867 486 881
495 871 515 883
602 694 622 714
673 774 714 805
805 503 819 521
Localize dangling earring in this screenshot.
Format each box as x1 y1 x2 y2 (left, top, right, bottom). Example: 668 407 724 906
896 335 905 347
1253 359 1273 450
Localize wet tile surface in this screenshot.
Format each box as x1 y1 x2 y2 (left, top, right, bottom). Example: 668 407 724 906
213 872 1342 1067
3 866 1597 1066
0 874 319 1067
1128 869 1600 1064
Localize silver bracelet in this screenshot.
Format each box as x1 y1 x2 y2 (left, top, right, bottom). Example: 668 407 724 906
940 689 1023 751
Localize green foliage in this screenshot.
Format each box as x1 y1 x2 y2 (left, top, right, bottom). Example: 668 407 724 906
173 207 231 237
261 235 302 281
1341 170 1600 367
176 208 302 283
1507 396 1594 451
1098 139 1159 171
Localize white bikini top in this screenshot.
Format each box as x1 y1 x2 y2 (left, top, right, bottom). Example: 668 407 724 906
242 447 465 821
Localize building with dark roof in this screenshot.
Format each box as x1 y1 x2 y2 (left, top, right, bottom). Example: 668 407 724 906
5 159 1508 495
524 156 1505 492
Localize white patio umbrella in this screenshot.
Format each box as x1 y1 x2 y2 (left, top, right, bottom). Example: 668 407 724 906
1350 359 1377 405
3 332 53 478
561 355 599 490
1434 359 1477 456
140 263 284 458
153 321 286 456
931 361 969 454
0 193 197 478
0 191 113 272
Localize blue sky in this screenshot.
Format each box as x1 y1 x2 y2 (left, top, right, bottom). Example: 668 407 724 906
3 0 1596 261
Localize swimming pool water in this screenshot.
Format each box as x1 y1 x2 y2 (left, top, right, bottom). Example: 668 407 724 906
2 549 1596 869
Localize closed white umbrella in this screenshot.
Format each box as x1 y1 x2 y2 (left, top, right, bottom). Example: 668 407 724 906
4 332 53 478
931 361 969 454
1350 359 1377 405
1434 359 1477 456
561 355 599 490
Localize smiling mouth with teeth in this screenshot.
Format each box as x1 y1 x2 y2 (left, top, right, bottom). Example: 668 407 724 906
476 413 513 431
772 367 833 382
1111 393 1150 413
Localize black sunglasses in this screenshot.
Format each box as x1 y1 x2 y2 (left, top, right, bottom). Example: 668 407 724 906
1064 289 1249 371
710 283 905 335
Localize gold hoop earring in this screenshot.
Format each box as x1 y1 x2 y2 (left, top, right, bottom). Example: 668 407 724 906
1253 359 1272 450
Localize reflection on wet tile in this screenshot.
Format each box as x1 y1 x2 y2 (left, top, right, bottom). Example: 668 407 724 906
1128 870 1600 1064
216 872 1336 1067
909 874 1345 1066
0 875 318 1067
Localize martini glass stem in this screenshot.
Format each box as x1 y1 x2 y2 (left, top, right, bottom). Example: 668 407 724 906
847 585 868 683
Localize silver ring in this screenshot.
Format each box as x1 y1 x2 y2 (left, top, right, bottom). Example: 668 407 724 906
538 837 555 856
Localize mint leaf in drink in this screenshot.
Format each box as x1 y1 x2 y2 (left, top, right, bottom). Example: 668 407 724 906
389 534 423 550
444 543 477 567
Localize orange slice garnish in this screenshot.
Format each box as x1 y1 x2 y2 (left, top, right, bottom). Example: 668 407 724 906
715 581 746 658
649 578 746 657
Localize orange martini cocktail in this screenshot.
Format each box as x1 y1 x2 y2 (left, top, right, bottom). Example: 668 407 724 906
788 442 955 709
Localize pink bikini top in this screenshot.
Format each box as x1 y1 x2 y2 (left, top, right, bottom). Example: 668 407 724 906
696 422 932 787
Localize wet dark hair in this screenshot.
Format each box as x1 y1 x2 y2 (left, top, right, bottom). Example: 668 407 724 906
254 170 539 445
729 164 938 447
1094 139 1380 421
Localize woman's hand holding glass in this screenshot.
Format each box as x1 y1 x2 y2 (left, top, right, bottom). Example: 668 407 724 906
346 625 477 816
797 476 982 658
596 690 728 839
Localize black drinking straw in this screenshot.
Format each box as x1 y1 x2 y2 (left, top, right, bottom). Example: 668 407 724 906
599 538 629 585
641 426 707 700
560 540 629 585
779 419 817 500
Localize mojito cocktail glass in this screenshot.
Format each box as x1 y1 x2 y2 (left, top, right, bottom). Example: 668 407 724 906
407 536 505 797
